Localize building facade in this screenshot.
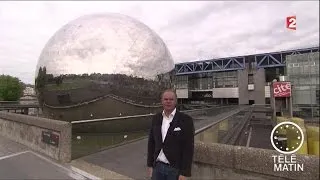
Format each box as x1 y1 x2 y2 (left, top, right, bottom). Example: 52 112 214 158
286 52 319 118
174 47 319 111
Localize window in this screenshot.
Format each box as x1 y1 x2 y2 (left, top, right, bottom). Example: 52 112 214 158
176 75 188 88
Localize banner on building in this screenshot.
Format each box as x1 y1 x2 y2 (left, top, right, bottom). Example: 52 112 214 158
273 82 291 97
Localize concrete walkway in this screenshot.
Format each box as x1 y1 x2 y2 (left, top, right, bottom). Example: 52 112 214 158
0 134 27 157
0 135 99 180
75 107 245 180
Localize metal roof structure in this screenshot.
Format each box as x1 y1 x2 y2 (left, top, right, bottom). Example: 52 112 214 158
175 46 319 75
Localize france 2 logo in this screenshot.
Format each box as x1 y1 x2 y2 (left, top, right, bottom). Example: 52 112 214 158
286 16 296 30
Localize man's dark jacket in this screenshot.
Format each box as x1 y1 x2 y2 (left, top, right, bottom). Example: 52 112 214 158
147 110 195 177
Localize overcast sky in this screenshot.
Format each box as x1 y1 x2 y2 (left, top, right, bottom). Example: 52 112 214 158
0 1 319 84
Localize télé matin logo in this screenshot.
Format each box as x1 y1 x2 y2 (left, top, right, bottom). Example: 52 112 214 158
286 16 296 30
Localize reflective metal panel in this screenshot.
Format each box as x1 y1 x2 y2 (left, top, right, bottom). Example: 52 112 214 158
35 13 175 121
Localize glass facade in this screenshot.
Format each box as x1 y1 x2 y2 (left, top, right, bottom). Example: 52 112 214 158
286 52 319 118
175 75 188 89
175 71 238 90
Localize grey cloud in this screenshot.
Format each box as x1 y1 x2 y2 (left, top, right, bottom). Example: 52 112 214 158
0 1 319 84
166 1 318 60
162 3 222 30
161 1 252 32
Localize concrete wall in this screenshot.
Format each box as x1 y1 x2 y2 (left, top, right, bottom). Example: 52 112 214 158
254 68 266 104
238 66 267 105
192 142 319 180
238 69 249 105
0 112 71 163
248 89 255 101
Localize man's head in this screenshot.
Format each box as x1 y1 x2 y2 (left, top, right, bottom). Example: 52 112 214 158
161 89 177 113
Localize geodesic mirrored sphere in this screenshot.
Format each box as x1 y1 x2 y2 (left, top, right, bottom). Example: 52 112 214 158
35 13 175 121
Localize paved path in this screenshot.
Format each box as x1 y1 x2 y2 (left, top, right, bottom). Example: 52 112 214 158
0 136 98 180
0 134 28 157
78 107 246 180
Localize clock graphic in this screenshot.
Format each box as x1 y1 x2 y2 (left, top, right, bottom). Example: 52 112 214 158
270 121 304 154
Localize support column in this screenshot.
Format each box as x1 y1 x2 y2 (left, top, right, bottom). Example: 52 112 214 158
289 96 293 117
254 68 266 104
238 69 249 105
270 82 276 119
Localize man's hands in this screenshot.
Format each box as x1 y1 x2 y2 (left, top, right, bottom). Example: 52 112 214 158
147 167 153 178
178 175 186 180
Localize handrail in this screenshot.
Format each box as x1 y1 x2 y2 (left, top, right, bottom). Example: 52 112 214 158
195 106 249 135
0 101 20 103
71 113 154 124
0 104 40 108
71 105 239 124
44 93 162 109
251 104 271 107
194 104 268 135
221 107 254 145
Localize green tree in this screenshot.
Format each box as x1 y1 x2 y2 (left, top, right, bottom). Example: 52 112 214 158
35 66 47 106
35 67 47 89
0 75 24 101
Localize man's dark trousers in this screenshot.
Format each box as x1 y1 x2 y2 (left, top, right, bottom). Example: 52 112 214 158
152 162 179 180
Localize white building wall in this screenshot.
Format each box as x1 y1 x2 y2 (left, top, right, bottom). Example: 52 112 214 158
212 88 239 98
265 86 270 98
176 89 189 99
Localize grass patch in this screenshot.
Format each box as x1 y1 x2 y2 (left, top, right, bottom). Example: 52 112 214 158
71 131 148 159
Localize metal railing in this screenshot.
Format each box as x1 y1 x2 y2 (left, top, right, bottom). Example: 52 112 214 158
71 105 241 159
71 113 154 124
194 104 271 146
44 93 162 109
71 105 238 124
194 108 247 135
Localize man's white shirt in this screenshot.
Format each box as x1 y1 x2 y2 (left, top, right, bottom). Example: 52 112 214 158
156 108 176 164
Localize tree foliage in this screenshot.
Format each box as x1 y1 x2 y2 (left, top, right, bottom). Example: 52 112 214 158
35 67 46 90
0 75 24 101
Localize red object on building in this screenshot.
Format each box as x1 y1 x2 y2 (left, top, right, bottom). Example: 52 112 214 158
273 82 291 97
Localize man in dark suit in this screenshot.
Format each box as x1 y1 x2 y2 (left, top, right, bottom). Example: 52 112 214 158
147 89 195 180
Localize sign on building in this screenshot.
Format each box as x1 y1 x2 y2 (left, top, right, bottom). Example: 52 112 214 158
42 131 59 147
273 82 291 97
